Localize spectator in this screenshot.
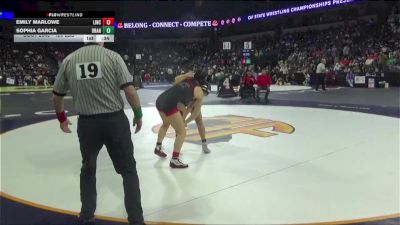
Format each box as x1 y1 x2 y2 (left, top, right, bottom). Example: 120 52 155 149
379 51 388 71
343 45 350 57
144 72 151 85
255 68 272 103
346 67 355 87
240 70 256 99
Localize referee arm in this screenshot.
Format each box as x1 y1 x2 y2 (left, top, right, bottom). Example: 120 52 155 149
52 58 72 133
123 85 142 133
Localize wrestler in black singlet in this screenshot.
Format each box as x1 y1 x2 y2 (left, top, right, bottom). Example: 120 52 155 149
156 79 197 116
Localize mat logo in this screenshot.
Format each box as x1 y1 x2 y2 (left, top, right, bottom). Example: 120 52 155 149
152 115 294 143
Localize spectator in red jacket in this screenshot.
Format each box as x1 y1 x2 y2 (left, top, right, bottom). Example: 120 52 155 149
144 72 151 85
240 70 256 99
256 68 272 103
340 58 350 67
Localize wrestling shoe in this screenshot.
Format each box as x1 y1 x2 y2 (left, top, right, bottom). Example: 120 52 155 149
170 158 189 168
154 146 167 158
202 143 211 154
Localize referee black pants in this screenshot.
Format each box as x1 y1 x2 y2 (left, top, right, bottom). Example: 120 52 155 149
77 110 144 225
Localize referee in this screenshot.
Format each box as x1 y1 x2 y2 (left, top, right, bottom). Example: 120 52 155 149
315 58 327 91
52 42 145 225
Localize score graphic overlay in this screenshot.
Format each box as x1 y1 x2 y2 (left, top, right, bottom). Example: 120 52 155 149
14 12 115 42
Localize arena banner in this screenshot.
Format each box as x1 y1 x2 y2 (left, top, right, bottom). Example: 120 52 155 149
120 20 215 29
6 78 15 85
118 0 358 30
247 0 355 22
354 76 366 84
368 78 375 88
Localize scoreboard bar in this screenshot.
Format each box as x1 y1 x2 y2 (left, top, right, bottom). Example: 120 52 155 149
15 18 111 26
14 26 114 34
14 34 114 43
13 11 114 43
14 11 114 18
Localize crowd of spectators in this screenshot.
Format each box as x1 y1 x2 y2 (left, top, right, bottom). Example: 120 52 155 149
121 13 399 88
0 43 52 87
125 41 209 83
0 39 83 87
1 9 398 89
204 15 399 87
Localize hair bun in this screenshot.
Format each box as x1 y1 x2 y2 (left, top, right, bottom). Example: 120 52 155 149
194 69 207 83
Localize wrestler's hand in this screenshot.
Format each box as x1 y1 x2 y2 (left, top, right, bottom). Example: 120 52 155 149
186 71 195 78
